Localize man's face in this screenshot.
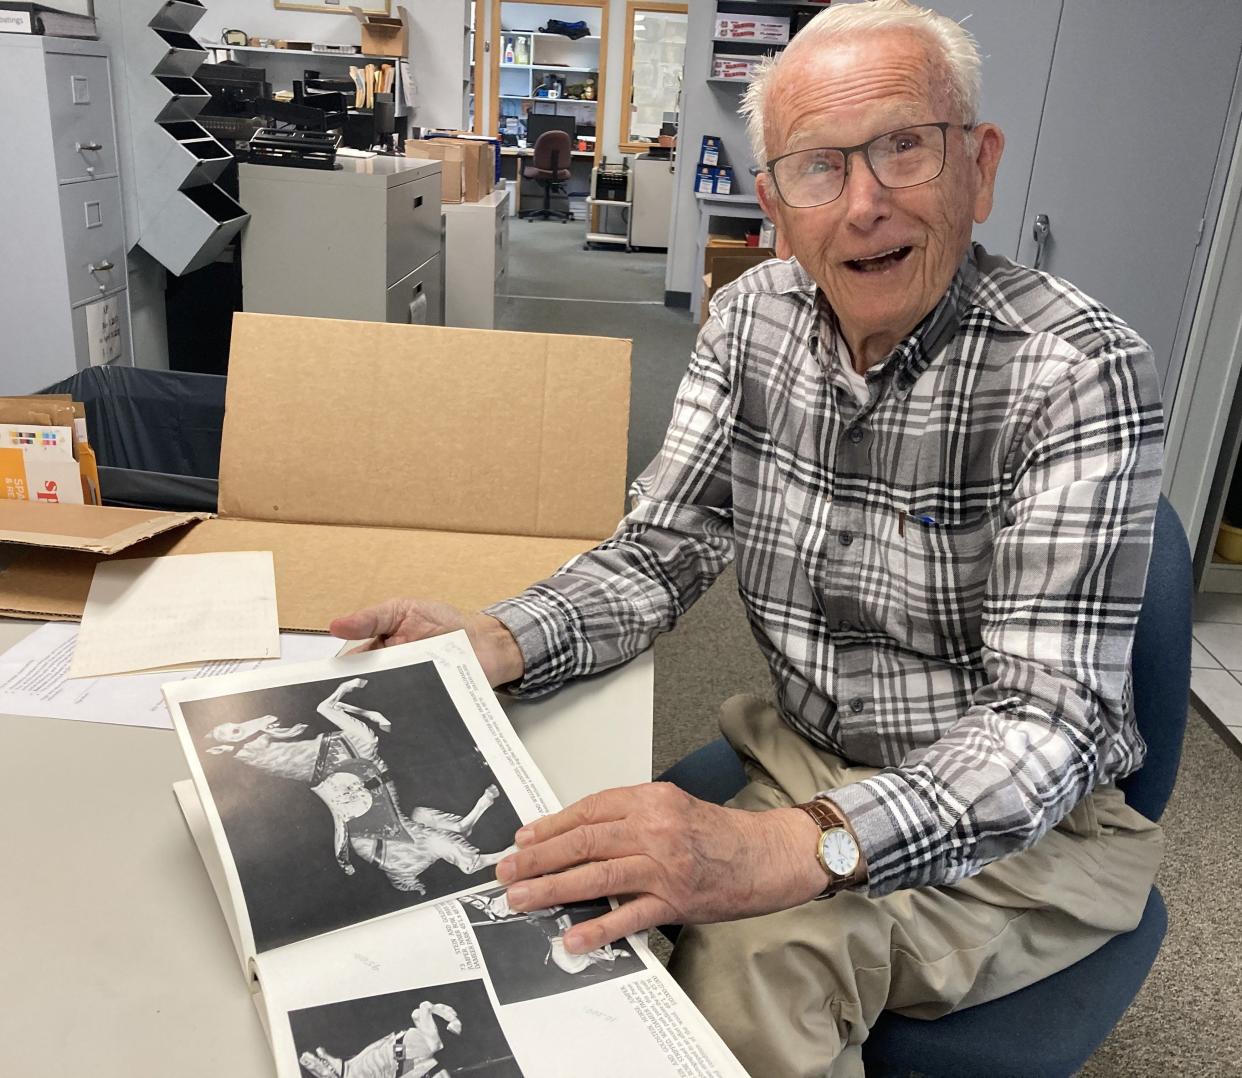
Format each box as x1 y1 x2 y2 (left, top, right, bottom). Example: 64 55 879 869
757 32 1003 354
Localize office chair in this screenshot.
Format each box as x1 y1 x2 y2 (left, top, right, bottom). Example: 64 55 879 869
659 495 1193 1078
520 129 572 222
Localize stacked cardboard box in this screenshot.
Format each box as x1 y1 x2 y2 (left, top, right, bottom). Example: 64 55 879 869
694 135 735 195
406 136 496 203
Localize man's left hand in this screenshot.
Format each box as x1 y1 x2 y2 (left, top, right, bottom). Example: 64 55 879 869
496 782 828 954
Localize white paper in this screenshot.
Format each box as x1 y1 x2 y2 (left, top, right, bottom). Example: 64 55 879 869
84 294 123 365
69 551 281 679
167 632 749 1078
0 623 340 730
165 630 561 964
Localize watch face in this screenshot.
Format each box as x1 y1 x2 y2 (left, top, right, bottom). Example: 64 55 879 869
821 828 859 876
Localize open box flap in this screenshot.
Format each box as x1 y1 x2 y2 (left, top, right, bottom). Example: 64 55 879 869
218 313 631 541
0 517 597 631
0 501 206 555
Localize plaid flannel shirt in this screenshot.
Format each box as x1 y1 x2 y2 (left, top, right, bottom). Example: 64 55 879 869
487 244 1165 896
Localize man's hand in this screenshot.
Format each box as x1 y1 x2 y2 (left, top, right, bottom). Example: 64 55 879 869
495 783 828 954
329 599 525 688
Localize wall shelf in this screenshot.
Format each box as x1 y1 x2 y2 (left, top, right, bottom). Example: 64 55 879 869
205 43 399 63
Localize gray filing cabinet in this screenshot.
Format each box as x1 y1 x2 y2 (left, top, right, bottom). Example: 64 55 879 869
0 34 132 394
238 157 444 326
442 187 510 329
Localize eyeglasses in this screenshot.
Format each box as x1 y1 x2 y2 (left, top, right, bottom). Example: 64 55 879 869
766 122 973 209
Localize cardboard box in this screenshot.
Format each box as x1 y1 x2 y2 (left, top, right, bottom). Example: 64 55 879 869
350 5 410 58
704 245 775 281
695 165 734 195
0 314 632 630
712 54 761 80
714 14 789 43
406 139 494 203
701 249 777 324
699 135 723 167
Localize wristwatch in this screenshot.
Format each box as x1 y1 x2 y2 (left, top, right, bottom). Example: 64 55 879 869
794 797 866 899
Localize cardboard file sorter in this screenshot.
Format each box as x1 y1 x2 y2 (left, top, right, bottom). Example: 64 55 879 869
0 313 632 631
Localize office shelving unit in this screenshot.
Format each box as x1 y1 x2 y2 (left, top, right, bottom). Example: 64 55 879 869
497 30 599 120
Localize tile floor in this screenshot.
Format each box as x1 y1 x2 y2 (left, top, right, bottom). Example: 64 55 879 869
1190 591 1242 754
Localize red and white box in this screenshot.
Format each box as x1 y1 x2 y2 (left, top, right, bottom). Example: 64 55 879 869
714 14 789 42
713 53 762 79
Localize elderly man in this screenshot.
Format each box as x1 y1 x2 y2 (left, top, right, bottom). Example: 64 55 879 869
332 2 1165 1074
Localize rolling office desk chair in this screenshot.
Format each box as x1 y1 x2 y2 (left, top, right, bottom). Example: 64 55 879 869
520 129 573 222
659 495 1193 1078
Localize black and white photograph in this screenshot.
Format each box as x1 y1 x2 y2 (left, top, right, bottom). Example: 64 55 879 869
289 980 524 1078
179 661 522 952
459 885 646 1005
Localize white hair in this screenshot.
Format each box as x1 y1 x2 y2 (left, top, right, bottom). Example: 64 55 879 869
739 0 982 167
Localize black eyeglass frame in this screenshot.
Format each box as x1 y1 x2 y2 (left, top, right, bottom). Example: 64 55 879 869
765 121 975 208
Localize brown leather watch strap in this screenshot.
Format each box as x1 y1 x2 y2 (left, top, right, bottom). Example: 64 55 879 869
794 797 868 896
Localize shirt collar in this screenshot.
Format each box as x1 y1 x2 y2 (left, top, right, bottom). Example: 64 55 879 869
799 245 981 398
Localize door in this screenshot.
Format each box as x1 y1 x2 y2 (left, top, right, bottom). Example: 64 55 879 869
1015 1 1242 394
929 1 1063 261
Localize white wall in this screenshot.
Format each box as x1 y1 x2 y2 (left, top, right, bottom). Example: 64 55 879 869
194 1 363 47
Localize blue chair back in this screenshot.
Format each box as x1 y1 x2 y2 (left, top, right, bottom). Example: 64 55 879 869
1117 495 1193 822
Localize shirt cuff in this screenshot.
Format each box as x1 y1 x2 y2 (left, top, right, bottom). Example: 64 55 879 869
483 587 583 699
821 773 919 897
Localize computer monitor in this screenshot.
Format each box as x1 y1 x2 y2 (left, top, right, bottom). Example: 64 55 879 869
196 61 270 114
525 112 576 148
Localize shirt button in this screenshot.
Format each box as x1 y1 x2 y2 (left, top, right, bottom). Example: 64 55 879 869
837 619 852 632
849 697 865 713
847 425 864 444
838 531 854 547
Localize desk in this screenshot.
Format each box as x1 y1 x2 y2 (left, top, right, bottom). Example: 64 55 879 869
0 617 653 1077
501 147 595 215
692 193 767 314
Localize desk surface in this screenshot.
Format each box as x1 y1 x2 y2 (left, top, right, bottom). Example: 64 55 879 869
0 618 653 1077
502 147 596 158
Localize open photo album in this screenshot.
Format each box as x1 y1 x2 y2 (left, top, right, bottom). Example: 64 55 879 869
164 631 748 1077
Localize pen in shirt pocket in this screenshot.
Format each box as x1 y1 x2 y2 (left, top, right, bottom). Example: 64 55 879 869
898 511 939 536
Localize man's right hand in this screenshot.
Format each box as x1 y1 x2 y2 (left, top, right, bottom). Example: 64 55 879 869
328 599 525 689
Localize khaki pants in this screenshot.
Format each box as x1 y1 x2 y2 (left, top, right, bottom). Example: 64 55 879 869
667 696 1164 1078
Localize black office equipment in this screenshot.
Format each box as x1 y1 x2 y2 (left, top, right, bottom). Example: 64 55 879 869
525 112 576 148
247 127 341 170
196 61 269 143
592 157 631 201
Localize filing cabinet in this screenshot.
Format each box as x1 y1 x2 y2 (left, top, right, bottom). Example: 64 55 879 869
442 186 512 330
239 157 445 326
0 35 133 394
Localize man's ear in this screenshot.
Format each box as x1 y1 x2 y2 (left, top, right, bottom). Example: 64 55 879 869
756 169 779 221
756 172 793 260
970 123 1005 225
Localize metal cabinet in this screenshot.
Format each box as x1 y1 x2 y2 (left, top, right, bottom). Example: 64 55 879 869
0 34 132 394
630 154 676 249
906 0 1242 399
442 186 511 330
238 156 445 326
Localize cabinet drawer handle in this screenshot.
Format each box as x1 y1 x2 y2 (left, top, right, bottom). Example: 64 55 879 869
77 141 103 152
413 195 424 209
